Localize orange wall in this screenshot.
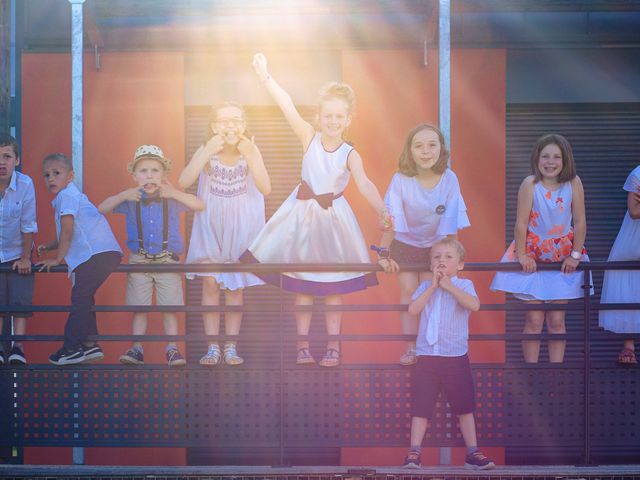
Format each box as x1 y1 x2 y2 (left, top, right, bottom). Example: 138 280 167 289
19 47 506 467
21 51 186 465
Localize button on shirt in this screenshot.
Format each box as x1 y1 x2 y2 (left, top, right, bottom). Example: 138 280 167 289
0 171 37 262
53 182 122 275
414 277 478 357
114 195 188 254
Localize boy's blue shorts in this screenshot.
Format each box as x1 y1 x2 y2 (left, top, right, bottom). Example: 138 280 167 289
411 354 475 418
0 261 35 317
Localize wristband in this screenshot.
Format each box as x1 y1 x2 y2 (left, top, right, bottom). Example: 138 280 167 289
370 245 390 260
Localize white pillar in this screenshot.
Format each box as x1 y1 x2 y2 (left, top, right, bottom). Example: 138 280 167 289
438 0 451 153
69 0 85 191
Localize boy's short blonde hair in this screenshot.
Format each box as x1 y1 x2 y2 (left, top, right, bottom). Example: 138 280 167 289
430 237 466 261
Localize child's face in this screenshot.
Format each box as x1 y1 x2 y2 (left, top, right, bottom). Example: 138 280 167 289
212 106 246 145
132 157 166 194
317 98 351 138
42 159 74 195
0 144 20 185
430 243 464 278
411 129 441 172
537 143 563 181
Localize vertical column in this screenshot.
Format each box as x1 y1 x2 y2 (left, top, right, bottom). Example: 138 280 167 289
0 0 10 135
438 0 451 150
438 0 452 466
69 0 85 190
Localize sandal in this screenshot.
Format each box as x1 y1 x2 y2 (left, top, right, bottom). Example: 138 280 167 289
296 347 316 365
319 348 340 368
223 342 244 366
399 348 417 366
617 347 637 365
200 343 221 366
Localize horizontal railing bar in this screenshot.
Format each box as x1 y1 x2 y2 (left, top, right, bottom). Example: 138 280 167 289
3 260 640 274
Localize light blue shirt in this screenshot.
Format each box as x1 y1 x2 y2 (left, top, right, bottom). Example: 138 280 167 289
0 171 37 262
53 183 122 274
414 276 477 357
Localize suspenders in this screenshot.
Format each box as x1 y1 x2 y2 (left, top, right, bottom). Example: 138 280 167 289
135 199 171 259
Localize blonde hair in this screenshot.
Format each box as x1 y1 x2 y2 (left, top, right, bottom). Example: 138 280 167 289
398 124 449 177
430 237 466 261
318 82 356 114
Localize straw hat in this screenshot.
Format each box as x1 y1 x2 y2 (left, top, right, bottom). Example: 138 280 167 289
128 144 172 173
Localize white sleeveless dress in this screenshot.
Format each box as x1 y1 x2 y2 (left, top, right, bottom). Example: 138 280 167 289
599 166 640 333
242 133 377 295
186 156 265 290
490 181 593 301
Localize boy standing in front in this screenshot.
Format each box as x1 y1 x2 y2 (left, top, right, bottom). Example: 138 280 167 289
99 145 203 367
0 134 37 365
402 238 495 471
38 153 122 365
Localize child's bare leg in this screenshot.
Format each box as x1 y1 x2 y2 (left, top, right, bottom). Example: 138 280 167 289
623 339 635 351
162 312 178 349
325 294 342 352
201 277 221 340
295 293 314 350
224 289 243 336
522 302 544 363
398 272 420 356
12 317 26 350
458 412 478 448
132 312 148 350
409 416 428 447
547 303 566 363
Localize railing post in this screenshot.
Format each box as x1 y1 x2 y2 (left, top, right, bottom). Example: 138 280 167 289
582 265 592 465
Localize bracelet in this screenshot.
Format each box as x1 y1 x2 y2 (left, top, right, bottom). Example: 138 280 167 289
370 245 390 260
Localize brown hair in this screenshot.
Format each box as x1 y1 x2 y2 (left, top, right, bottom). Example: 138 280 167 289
203 101 247 144
430 237 466 261
530 134 576 183
0 133 19 158
398 124 449 177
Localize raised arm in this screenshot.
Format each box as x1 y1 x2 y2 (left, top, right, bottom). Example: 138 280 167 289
98 187 142 214
238 135 271 195
514 176 536 273
159 180 205 211
178 135 224 189
253 53 315 149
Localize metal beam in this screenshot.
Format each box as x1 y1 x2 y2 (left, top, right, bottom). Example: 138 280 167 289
69 0 84 192
0 0 10 135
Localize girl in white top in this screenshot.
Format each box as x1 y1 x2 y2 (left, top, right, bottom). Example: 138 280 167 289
243 53 391 367
599 165 640 365
377 124 470 366
179 102 271 366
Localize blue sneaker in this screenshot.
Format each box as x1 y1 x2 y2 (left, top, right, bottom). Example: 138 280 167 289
49 346 85 366
464 450 495 470
8 345 27 365
120 348 144 365
82 344 104 363
166 347 186 367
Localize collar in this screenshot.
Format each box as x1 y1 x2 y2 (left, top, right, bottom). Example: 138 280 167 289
7 171 17 191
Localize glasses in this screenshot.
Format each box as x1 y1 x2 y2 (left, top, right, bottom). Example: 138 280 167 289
215 117 244 127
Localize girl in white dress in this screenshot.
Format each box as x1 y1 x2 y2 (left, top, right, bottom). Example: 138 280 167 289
376 124 470 366
490 134 591 363
599 165 640 365
179 102 271 366
242 53 391 367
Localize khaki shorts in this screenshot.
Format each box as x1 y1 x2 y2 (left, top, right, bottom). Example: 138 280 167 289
126 253 184 306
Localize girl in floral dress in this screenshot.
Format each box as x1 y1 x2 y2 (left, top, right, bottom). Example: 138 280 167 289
491 134 592 363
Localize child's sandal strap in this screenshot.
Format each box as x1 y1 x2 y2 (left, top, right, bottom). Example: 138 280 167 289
200 343 221 366
319 348 340 368
223 343 244 366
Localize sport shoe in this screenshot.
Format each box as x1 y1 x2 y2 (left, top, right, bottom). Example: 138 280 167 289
464 450 495 470
8 346 27 365
166 347 186 367
402 450 421 469
120 348 144 365
399 348 417 366
0 350 5 365
82 344 104 363
49 345 85 366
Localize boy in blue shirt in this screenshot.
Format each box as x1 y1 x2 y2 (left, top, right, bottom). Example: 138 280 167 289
38 153 122 365
99 145 203 366
0 134 37 365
